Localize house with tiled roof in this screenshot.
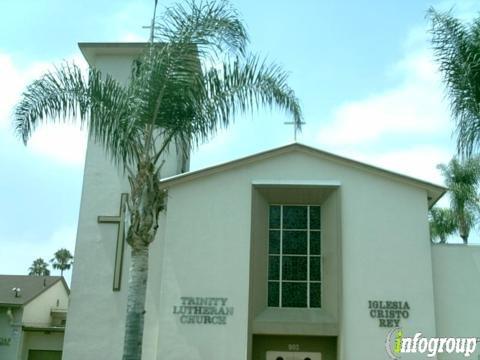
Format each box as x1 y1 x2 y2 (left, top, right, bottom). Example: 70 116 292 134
0 275 69 360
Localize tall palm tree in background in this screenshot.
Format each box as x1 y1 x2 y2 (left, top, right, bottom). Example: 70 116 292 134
429 8 480 157
437 157 480 244
14 1 302 359
28 258 50 276
50 248 74 277
429 207 457 243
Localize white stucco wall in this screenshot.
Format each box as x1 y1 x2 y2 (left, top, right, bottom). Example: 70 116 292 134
339 162 436 359
156 148 437 360
156 164 253 360
432 245 480 359
22 281 69 327
66 140 441 360
62 136 131 360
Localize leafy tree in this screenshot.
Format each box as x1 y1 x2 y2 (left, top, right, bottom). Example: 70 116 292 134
429 206 457 243
13 1 302 359
50 248 74 277
429 8 480 156
437 157 480 244
28 258 50 276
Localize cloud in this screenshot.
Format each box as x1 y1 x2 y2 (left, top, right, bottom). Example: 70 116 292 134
316 49 450 147
120 32 147 42
109 1 152 42
0 54 28 129
348 146 451 185
190 127 235 170
0 51 88 167
436 0 480 20
28 124 87 167
305 14 459 186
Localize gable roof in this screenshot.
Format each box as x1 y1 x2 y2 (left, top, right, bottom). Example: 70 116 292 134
160 143 446 208
0 275 68 306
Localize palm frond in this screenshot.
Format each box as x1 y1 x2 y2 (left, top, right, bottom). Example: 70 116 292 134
429 207 457 243
155 0 248 58
14 63 141 168
148 53 303 158
429 8 480 156
15 63 90 143
195 54 302 140
437 156 480 242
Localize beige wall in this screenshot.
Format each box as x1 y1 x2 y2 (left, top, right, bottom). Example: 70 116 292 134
21 331 64 360
23 282 68 327
432 244 480 359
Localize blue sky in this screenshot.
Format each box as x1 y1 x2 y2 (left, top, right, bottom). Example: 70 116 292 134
1 0 479 281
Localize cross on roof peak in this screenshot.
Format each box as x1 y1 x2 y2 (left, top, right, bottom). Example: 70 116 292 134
284 120 306 142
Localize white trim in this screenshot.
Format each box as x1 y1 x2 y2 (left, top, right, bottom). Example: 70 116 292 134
159 143 445 208
252 180 341 187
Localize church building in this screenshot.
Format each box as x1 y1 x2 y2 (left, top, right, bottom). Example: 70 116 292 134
63 43 480 360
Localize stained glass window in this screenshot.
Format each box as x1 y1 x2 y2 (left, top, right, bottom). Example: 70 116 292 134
268 205 322 308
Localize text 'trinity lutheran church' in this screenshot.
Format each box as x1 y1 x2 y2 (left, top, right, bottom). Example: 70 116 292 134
62 43 480 360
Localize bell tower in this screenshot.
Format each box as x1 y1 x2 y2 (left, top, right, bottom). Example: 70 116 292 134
79 42 190 176
63 42 188 360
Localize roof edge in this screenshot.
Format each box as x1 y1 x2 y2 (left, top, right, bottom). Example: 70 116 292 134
78 42 149 67
160 143 446 208
23 277 68 306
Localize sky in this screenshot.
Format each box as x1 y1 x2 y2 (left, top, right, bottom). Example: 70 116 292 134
1 0 479 282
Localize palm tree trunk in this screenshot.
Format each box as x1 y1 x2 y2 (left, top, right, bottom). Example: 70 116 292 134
122 160 164 360
458 212 469 244
123 243 149 360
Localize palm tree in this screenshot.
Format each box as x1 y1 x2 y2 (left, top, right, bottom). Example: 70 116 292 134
28 258 50 276
13 1 302 359
437 157 480 244
429 207 457 243
50 248 74 277
429 8 480 156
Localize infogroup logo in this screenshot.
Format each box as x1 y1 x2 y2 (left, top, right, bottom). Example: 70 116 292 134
385 328 479 358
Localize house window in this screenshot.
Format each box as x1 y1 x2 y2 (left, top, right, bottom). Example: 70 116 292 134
268 205 321 308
